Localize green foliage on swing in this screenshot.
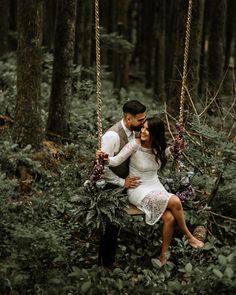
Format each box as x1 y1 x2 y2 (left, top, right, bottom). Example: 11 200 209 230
70 186 129 234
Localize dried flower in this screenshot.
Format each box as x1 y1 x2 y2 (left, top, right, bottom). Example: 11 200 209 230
85 153 108 190
172 123 185 164
176 184 196 202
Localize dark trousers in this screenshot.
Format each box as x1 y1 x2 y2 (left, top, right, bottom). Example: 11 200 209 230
98 222 120 267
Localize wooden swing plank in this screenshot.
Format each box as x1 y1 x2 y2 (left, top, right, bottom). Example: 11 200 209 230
126 204 144 215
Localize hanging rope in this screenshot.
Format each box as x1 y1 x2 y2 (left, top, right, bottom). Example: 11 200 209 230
179 0 193 125
173 0 193 167
83 0 106 190
95 0 103 149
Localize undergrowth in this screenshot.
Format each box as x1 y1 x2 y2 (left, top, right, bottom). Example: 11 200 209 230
0 53 235 294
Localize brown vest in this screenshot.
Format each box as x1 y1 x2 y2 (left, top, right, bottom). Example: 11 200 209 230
107 121 129 179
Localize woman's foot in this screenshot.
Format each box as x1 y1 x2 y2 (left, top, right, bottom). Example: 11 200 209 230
188 236 204 248
159 252 169 265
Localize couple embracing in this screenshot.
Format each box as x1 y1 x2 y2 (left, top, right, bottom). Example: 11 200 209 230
98 100 204 267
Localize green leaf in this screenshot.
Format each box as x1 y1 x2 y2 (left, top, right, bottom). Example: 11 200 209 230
151 258 162 268
218 254 227 266
81 280 91 293
185 262 192 273
225 267 234 279
48 278 61 285
213 269 223 278
168 280 181 291
23 144 32 152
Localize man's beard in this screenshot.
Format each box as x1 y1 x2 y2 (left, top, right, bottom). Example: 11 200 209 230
131 125 143 132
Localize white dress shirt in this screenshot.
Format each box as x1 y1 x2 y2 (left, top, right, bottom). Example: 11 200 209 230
102 119 135 187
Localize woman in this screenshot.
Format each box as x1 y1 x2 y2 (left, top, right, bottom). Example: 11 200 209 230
98 117 204 264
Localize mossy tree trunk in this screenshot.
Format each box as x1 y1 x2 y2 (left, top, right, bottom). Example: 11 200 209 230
13 0 43 149
46 0 77 140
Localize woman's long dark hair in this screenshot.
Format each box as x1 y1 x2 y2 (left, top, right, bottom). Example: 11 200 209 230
146 117 167 169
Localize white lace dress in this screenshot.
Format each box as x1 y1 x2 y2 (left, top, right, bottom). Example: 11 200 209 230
109 139 173 225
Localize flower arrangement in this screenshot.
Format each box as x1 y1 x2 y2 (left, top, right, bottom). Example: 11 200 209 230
84 152 108 190
164 171 196 203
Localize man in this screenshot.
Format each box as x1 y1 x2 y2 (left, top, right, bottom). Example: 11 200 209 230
98 100 146 267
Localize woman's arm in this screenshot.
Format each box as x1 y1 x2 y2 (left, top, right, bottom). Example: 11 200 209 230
108 139 140 167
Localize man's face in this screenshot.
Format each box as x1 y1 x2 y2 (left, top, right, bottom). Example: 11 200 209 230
127 112 146 131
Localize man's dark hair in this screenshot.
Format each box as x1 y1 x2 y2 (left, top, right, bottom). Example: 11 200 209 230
122 100 146 115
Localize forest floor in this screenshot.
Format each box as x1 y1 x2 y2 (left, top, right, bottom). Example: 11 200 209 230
0 56 236 294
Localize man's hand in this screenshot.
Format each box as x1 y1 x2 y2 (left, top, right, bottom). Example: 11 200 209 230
124 176 141 188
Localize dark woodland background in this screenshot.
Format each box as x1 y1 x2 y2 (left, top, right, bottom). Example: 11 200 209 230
0 0 235 294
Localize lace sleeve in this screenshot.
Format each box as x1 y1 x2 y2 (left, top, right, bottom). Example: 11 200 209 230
109 139 140 167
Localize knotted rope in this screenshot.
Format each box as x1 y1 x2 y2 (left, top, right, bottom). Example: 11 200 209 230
179 0 192 125
95 0 103 149
174 0 193 167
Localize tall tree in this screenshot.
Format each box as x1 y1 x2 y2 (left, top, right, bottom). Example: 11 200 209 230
208 0 227 96
168 1 186 107
223 0 236 95
80 0 93 80
46 0 77 140
188 0 205 100
113 0 130 93
0 0 10 56
13 0 43 149
153 0 166 100
142 0 156 88
43 0 57 51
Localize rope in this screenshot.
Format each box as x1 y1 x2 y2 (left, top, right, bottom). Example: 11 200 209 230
173 0 193 170
94 0 103 149
179 0 193 125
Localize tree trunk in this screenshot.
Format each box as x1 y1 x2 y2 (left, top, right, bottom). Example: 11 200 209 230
74 0 83 66
13 0 43 149
46 0 77 140
113 0 130 93
0 0 10 56
143 0 156 89
168 1 186 111
188 0 204 100
153 0 166 101
223 0 236 95
199 0 211 97
43 0 57 51
165 0 178 100
208 0 227 96
80 0 93 80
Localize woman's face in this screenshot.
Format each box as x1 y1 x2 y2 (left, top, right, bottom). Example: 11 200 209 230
140 121 150 142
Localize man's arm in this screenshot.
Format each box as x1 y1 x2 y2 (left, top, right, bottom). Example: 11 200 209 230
102 131 125 187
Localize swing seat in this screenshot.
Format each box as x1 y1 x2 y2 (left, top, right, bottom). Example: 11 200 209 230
126 204 144 215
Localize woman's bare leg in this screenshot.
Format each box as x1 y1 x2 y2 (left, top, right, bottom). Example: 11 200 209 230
160 210 175 264
167 195 204 248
